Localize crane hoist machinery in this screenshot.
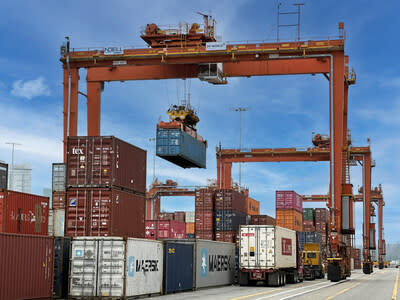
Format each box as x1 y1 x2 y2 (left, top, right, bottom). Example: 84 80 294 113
156 81 207 169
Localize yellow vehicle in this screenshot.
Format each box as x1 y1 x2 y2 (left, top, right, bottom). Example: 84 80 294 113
302 243 325 280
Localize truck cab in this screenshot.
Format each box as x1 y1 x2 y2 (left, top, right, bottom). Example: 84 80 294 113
302 243 324 280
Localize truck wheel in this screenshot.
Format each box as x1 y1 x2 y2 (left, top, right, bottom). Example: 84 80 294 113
239 271 249 286
282 273 286 286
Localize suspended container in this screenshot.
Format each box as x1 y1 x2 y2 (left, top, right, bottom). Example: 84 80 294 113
156 122 207 168
369 223 376 249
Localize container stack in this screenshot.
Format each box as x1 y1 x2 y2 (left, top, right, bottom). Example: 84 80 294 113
275 191 303 231
65 136 146 238
214 189 247 242
174 211 186 222
302 208 315 232
250 214 276 225
353 248 362 269
315 208 329 252
51 163 67 236
185 211 195 238
245 196 260 216
195 188 214 240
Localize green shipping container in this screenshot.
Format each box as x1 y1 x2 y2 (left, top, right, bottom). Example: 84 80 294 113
303 208 315 221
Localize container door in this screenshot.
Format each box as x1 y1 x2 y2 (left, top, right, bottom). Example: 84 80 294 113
266 227 275 267
90 137 112 186
164 243 193 293
70 239 98 297
66 189 89 236
240 226 256 268
97 239 125 297
89 189 111 236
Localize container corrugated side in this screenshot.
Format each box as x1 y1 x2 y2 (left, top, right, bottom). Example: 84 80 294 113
53 209 65 237
0 233 54 300
48 209 54 236
0 189 49 235
52 163 66 192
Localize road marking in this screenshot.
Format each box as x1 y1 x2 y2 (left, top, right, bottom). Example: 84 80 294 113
278 281 346 300
255 281 340 300
393 269 399 300
229 288 281 300
325 282 361 300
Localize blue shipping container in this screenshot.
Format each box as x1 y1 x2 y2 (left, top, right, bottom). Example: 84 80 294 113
297 232 322 250
53 237 71 299
163 241 194 294
156 128 207 168
215 210 247 231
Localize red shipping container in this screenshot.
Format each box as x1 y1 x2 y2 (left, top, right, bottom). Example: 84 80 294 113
195 230 213 240
67 136 146 193
215 231 235 243
0 233 54 300
52 191 66 209
145 220 186 239
195 188 214 210
250 215 276 225
174 211 186 222
195 210 213 231
0 189 49 235
276 191 303 213
315 208 329 222
65 187 144 238
214 189 247 214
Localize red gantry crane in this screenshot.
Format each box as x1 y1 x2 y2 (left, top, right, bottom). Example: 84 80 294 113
60 18 374 280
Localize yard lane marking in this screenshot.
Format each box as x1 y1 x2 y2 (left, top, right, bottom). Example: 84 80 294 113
393 269 399 300
255 281 343 300
278 281 348 300
325 282 361 300
229 288 281 300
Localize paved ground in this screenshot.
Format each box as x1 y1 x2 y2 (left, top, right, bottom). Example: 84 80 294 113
149 268 399 300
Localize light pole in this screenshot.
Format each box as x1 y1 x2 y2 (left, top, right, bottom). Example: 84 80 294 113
5 142 21 189
230 107 249 191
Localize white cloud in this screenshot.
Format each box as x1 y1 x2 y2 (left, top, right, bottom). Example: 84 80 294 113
11 77 50 99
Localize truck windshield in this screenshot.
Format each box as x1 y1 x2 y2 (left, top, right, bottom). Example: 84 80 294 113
307 253 316 258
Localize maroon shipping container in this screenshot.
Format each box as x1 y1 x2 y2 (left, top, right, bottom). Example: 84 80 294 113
250 215 276 225
52 191 66 209
303 225 315 232
195 230 214 240
316 221 327 232
145 220 186 239
195 188 214 210
214 189 247 214
174 211 186 222
215 231 235 243
315 208 329 222
275 191 303 213
195 210 213 232
65 187 145 237
158 212 175 221
0 233 54 300
0 189 49 235
303 220 314 226
67 136 146 193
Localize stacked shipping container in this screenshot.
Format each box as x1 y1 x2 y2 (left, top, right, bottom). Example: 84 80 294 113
145 220 186 239
51 163 67 237
195 188 214 240
65 136 146 238
0 162 8 190
185 211 195 238
250 214 276 225
275 191 303 232
302 208 315 231
214 189 247 242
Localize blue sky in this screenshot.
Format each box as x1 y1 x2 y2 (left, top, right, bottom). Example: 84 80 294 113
0 1 399 245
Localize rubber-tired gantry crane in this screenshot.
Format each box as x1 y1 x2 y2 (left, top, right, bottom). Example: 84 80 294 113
60 15 378 280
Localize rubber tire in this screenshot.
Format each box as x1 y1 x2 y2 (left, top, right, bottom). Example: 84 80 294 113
282 273 286 286
239 271 249 286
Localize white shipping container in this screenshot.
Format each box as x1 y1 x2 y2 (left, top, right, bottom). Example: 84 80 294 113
53 209 65 236
239 225 296 270
69 237 163 298
185 211 195 223
48 209 54 236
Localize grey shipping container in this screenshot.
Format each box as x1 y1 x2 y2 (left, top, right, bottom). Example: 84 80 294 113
163 241 194 293
53 237 70 299
215 210 247 231
0 162 7 190
52 163 66 192
156 128 207 168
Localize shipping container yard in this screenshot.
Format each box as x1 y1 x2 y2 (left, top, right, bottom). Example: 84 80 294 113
1 2 400 300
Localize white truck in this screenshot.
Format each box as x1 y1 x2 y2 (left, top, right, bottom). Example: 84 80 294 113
239 225 303 286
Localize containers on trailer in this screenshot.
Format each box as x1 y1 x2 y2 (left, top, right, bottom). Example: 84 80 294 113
163 241 194 293
69 237 163 298
276 191 303 213
246 197 260 215
194 240 235 288
67 136 146 193
52 163 66 192
145 220 186 239
240 225 297 269
65 188 145 237
0 162 8 190
53 237 71 299
250 214 276 225
214 189 247 213
0 233 54 300
156 123 207 169
0 189 49 235
215 209 247 231
276 209 303 231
